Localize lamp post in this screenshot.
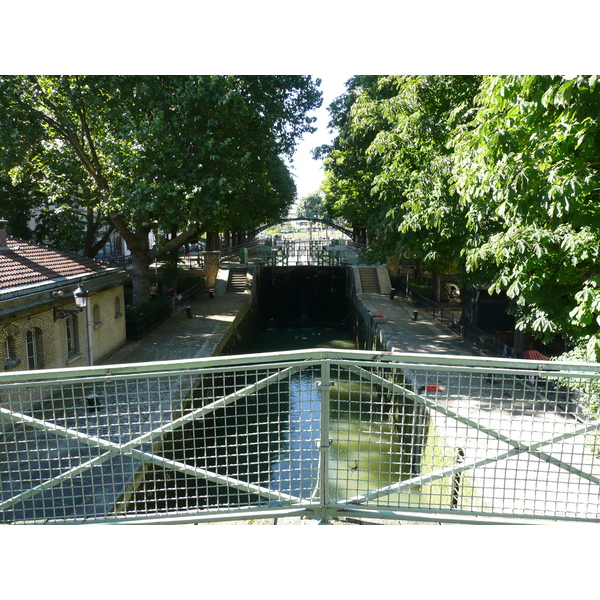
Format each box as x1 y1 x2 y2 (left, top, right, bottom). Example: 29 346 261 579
74 285 93 367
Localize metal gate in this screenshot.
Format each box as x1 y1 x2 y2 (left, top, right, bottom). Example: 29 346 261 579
2 350 600 524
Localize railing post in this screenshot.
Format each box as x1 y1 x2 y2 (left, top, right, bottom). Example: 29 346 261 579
317 359 332 523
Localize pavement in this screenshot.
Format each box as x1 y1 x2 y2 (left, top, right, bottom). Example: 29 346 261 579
105 268 252 365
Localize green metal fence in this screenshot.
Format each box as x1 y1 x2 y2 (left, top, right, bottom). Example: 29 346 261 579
1 349 600 524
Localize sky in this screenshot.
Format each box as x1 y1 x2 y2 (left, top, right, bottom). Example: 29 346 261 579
288 75 353 201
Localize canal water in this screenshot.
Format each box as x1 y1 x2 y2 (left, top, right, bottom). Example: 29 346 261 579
253 325 423 508
125 323 411 513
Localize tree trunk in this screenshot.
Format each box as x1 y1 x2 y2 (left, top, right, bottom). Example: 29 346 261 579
432 273 442 304
130 250 153 306
353 227 367 245
206 230 221 251
108 211 198 307
513 329 533 355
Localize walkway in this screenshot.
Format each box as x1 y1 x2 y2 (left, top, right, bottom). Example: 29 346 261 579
105 269 251 365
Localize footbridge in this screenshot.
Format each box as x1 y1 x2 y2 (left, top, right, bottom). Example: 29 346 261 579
220 237 366 268
252 217 354 239
3 348 600 524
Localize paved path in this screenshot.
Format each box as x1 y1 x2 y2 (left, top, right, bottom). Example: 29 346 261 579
358 292 479 356
105 269 251 365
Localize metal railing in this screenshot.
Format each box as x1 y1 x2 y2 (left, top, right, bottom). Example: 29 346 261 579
247 240 365 267
2 349 600 524
125 280 208 341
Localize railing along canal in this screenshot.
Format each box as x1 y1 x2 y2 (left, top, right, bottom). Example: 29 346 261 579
2 349 600 524
246 240 365 267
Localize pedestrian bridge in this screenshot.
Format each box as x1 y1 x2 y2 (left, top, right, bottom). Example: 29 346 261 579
230 239 365 267
252 217 355 239
2 349 600 524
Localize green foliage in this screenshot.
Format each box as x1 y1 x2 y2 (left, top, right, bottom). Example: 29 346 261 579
453 75 600 344
297 192 325 219
321 74 600 349
551 338 600 422
125 298 172 341
321 75 480 276
0 75 321 305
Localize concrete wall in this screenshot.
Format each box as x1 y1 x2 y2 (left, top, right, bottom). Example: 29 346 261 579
348 267 433 480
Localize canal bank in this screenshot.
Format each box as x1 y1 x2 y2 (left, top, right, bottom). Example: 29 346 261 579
106 264 477 368
105 268 256 365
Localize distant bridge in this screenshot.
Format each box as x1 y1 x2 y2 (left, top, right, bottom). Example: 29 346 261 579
252 217 354 239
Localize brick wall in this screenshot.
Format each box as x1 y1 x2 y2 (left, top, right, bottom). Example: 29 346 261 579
89 286 127 364
1 284 126 373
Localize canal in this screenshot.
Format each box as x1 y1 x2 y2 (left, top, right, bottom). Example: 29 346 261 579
122 266 432 514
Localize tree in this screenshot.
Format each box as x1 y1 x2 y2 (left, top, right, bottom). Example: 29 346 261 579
363 75 481 298
0 75 321 305
319 76 391 246
296 192 324 219
452 75 600 353
320 75 480 294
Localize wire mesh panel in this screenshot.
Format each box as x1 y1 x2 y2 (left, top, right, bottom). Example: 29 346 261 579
0 357 324 523
329 357 600 523
2 351 600 524
112 363 323 519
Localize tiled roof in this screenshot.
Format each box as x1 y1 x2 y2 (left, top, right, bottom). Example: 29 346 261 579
0 236 111 291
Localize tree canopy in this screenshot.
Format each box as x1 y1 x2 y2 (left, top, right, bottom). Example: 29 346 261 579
320 75 480 293
452 75 600 354
0 75 322 305
321 74 600 354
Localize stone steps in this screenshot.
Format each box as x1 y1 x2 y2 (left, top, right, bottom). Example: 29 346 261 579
226 268 248 294
359 267 380 293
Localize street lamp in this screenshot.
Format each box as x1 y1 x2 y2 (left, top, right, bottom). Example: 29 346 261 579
51 285 93 366
52 285 89 320
73 285 89 309
73 285 94 367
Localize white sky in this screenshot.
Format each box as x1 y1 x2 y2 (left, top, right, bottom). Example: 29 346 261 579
289 74 353 200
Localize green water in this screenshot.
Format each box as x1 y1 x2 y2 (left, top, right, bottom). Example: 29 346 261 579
248 325 356 353
126 324 460 514
247 326 412 505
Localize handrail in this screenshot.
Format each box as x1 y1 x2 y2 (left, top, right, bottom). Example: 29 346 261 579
3 349 600 525
406 284 512 357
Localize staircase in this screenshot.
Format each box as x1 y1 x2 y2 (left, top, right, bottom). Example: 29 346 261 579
358 267 380 293
226 268 248 294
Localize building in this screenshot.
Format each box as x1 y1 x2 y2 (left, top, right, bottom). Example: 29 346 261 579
0 219 128 373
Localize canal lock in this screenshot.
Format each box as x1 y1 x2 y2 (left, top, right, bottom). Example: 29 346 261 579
116 265 462 514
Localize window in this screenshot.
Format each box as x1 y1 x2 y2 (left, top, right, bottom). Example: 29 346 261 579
114 297 122 318
66 314 80 358
26 328 43 370
4 335 19 368
93 304 101 327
